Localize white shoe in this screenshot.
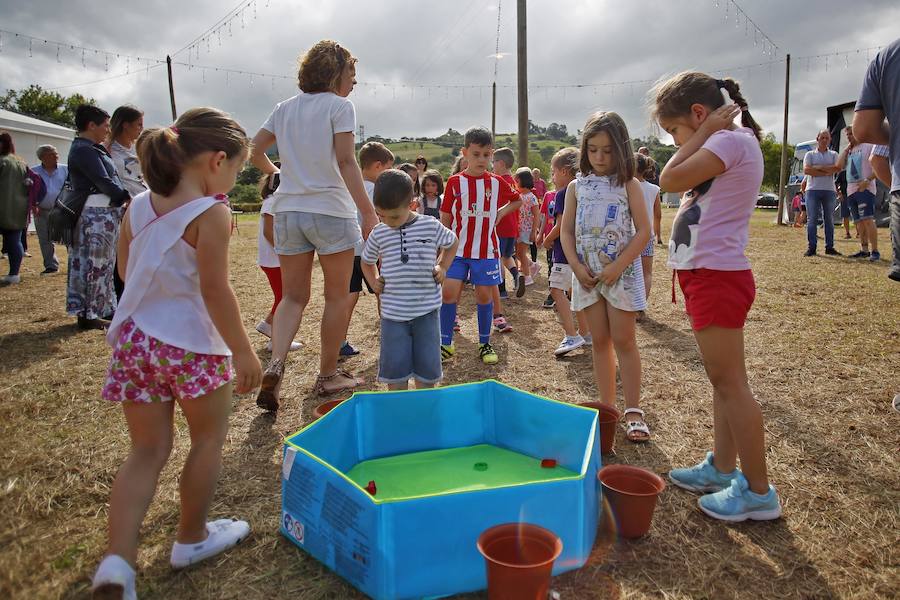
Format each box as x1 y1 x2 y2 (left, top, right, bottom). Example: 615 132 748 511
170 519 251 569
266 340 302 352
524 276 535 286
92 555 137 600
0 274 21 285
554 335 585 356
530 262 540 278
255 320 272 338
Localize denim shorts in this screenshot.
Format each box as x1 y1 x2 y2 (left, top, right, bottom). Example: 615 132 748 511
847 190 876 222
498 236 517 258
378 309 442 384
446 256 502 286
274 211 361 256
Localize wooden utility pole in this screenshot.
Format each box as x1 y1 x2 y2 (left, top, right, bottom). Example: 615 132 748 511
516 0 528 166
777 53 791 225
166 55 177 121
491 82 497 139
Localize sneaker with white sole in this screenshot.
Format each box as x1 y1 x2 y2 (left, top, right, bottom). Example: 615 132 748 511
554 335 585 356
266 340 302 352
0 274 21 286
255 320 272 338
697 473 782 522
92 554 137 600
530 262 540 278
524 276 535 286
669 451 737 493
170 518 251 569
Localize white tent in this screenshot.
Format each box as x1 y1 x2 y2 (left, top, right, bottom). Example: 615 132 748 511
0 108 74 165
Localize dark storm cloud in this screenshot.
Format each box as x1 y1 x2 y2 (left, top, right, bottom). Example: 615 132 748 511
2 0 898 145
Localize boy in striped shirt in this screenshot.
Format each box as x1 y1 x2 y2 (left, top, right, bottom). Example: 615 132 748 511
439 127 522 364
361 169 458 389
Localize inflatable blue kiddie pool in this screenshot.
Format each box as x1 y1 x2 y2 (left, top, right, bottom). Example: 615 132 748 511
280 380 600 599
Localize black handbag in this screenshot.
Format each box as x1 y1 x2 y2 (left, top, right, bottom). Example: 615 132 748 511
47 174 92 246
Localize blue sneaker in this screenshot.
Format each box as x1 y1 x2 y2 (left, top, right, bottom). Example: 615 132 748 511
339 341 360 357
669 452 737 493
698 473 782 522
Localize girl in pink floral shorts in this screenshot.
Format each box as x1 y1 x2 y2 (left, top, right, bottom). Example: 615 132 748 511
102 318 232 403
90 109 262 600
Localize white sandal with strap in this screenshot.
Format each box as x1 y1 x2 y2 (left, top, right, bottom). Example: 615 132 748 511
623 408 651 443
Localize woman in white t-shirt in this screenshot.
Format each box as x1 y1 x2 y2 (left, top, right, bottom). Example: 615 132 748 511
249 40 378 409
635 153 661 300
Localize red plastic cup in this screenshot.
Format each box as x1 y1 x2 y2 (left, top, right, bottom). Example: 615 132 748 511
477 523 563 600
598 464 666 538
579 402 621 454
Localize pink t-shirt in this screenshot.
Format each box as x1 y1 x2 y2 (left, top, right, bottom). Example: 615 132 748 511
667 127 763 271
540 190 556 235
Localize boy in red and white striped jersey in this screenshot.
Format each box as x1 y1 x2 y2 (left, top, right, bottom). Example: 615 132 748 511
439 127 521 365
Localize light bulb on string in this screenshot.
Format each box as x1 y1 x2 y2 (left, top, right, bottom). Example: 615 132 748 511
81 48 85 67
28 38 32 57
56 44 60 63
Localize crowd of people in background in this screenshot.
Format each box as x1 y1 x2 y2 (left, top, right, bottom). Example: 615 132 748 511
0 33 897 600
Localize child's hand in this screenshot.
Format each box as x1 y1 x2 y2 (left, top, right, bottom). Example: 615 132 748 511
542 236 554 250
700 103 741 135
574 263 599 289
598 261 625 287
371 276 385 295
233 349 262 394
433 265 445 284
535 233 544 247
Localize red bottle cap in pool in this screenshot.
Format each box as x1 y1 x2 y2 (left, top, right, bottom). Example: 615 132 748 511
366 481 377 495
541 459 557 468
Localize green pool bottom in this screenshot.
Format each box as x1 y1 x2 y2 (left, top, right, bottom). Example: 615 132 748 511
345 443 578 501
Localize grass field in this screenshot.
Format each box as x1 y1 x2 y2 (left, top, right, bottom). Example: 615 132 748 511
1 210 898 599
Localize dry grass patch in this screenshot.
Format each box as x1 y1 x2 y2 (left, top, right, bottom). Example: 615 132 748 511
1 210 897 599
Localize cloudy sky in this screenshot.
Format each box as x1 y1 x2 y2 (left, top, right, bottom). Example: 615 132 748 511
1 0 898 145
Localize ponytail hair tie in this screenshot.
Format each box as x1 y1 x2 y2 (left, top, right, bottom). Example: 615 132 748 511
169 126 179 135
715 79 726 89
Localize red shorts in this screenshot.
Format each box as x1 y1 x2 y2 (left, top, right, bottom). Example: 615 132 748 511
676 269 755 331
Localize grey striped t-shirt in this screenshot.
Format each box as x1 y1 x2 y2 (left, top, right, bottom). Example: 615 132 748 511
361 215 457 322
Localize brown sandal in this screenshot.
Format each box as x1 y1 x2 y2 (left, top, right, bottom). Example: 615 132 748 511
256 358 284 412
314 369 363 397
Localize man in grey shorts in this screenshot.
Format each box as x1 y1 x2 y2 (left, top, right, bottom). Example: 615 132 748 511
854 37 900 282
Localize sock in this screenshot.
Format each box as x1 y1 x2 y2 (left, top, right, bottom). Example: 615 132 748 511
498 280 507 295
440 303 457 346
510 266 520 280
477 302 493 344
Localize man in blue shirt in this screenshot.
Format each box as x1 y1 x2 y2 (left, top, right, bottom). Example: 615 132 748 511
31 145 67 274
853 37 899 282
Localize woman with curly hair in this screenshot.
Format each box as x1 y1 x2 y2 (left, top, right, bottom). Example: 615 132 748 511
250 40 377 409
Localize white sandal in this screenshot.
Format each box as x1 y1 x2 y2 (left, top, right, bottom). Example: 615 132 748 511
623 408 651 443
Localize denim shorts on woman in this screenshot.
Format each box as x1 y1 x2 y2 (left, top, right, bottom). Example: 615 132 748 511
274 211 361 256
378 309 442 384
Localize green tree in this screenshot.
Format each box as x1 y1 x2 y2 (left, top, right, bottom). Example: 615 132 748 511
0 85 95 127
759 133 793 191
236 164 262 186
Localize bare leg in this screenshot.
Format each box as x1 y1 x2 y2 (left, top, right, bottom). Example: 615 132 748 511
105 401 175 565
694 326 769 494
318 249 356 388
175 383 232 544
866 220 878 252
641 255 653 299
387 382 409 391
582 300 616 404
576 309 590 338
414 380 437 389
271 252 314 361
550 287 577 337
607 305 642 415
